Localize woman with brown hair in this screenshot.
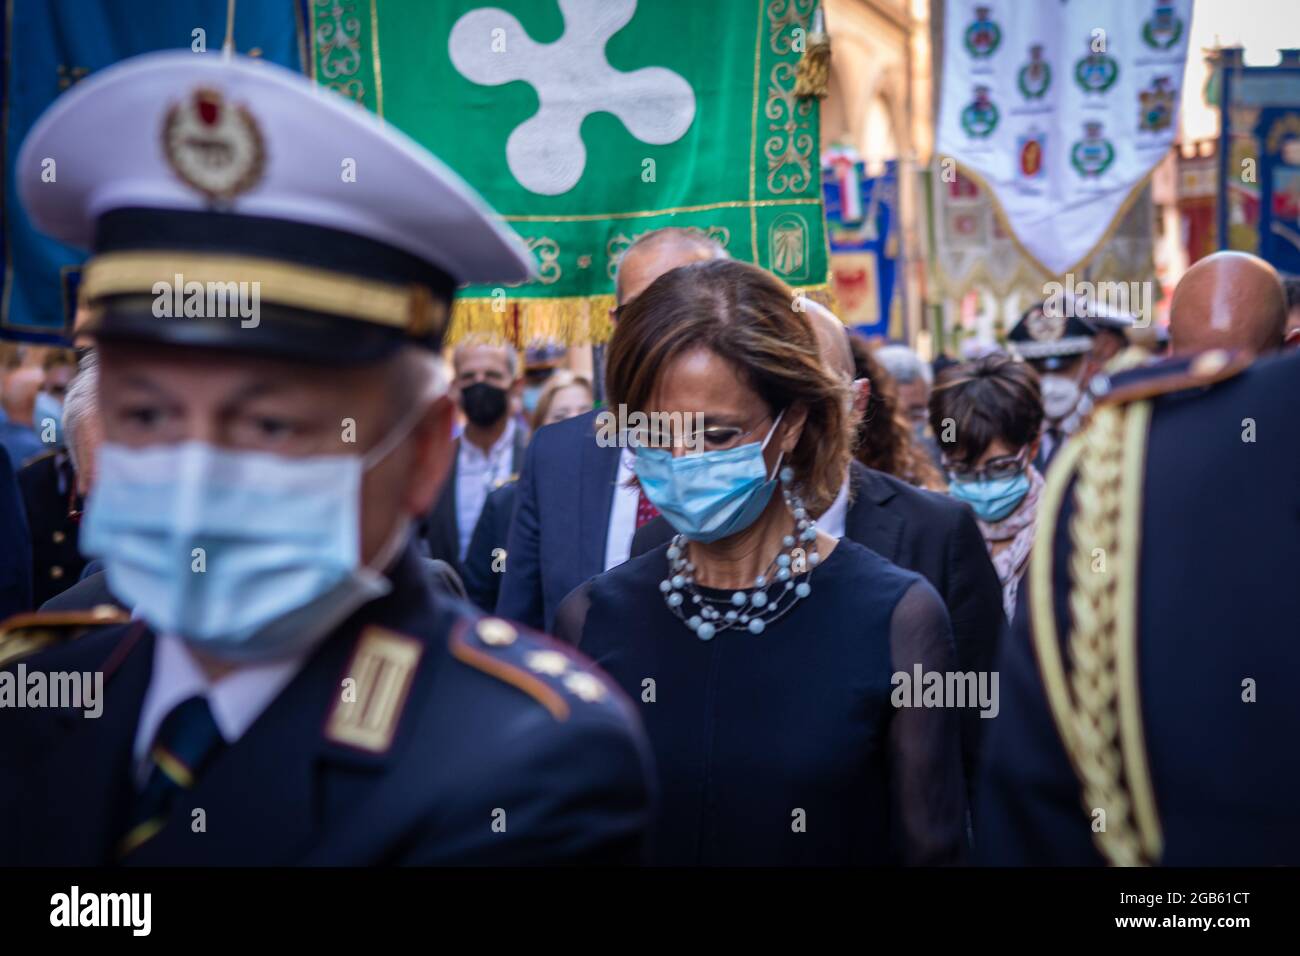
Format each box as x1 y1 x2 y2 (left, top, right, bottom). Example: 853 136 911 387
928 354 1045 620
528 369 594 432
848 335 946 492
555 259 965 866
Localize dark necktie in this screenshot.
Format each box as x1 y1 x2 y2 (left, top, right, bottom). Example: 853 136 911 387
118 694 225 859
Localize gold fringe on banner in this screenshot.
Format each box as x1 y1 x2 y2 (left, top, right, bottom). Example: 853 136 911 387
450 285 836 347
449 295 617 347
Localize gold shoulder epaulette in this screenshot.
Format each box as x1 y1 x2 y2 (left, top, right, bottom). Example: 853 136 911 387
449 616 613 723
0 604 130 667
1096 348 1250 408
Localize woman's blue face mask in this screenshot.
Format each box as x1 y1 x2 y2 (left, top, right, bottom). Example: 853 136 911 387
633 410 784 543
945 446 1033 523
948 471 1031 523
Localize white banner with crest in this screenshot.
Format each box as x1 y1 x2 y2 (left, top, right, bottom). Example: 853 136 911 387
936 0 1193 277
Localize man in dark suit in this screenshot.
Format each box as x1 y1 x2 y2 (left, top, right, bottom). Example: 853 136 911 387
1 50 652 865
496 228 728 631
978 348 1300 865
462 479 517 612
420 341 528 576
631 301 1005 787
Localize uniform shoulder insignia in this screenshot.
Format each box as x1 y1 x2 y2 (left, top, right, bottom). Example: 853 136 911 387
1094 348 1250 407
449 616 613 722
325 626 423 754
0 605 130 667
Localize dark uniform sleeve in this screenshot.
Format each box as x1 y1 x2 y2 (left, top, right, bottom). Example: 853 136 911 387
409 703 654 865
973 584 1104 865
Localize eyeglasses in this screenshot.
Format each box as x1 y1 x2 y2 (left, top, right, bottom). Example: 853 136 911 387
944 448 1029 483
624 417 770 454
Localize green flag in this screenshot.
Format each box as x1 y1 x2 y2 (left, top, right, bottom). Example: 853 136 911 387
309 0 828 344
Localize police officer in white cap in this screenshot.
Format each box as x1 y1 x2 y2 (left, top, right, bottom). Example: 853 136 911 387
1006 295 1131 468
0 51 652 865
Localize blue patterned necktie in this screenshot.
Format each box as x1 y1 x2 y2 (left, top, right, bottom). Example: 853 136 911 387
118 695 225 858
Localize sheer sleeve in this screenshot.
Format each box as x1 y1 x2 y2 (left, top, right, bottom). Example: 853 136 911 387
887 579 968 864
552 579 593 647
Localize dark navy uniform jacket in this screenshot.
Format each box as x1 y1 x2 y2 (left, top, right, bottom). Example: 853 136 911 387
977 349 1300 865
0 545 655 865
16 449 86 608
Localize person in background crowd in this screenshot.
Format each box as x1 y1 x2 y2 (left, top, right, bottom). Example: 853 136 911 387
1285 276 1300 349
519 342 568 418
420 339 527 575
462 371 595 612
0 445 32 625
929 355 1044 622
873 343 942 465
497 227 728 631
531 369 594 430
636 301 1004 795
0 366 47 467
17 350 102 608
1169 251 1288 357
1006 296 1129 469
34 349 76 447
848 335 946 491
556 259 965 865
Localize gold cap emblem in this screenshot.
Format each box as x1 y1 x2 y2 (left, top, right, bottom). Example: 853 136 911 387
1026 305 1067 342
163 87 266 201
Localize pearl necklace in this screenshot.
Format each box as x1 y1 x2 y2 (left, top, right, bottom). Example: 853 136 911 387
659 474 820 640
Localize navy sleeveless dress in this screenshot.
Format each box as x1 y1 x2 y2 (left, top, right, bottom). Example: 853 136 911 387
559 537 966 866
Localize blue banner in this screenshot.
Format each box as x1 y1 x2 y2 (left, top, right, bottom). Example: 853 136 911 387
2 0 305 342
1256 106 1300 276
822 157 898 338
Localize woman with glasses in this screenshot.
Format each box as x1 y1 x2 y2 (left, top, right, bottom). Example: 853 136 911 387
928 355 1045 621
554 259 965 866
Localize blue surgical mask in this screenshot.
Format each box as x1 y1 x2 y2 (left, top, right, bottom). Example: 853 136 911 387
949 471 1031 523
634 411 784 543
33 391 63 446
81 410 421 662
521 384 544 414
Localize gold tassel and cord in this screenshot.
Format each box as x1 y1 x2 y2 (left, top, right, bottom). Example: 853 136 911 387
794 7 831 99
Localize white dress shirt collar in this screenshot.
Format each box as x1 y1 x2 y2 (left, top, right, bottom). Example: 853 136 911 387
818 473 851 539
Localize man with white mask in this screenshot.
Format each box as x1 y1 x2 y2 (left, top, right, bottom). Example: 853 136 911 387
0 50 651 865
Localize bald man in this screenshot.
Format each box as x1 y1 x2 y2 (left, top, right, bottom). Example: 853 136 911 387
631 298 1005 800
498 228 728 631
1169 251 1288 356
